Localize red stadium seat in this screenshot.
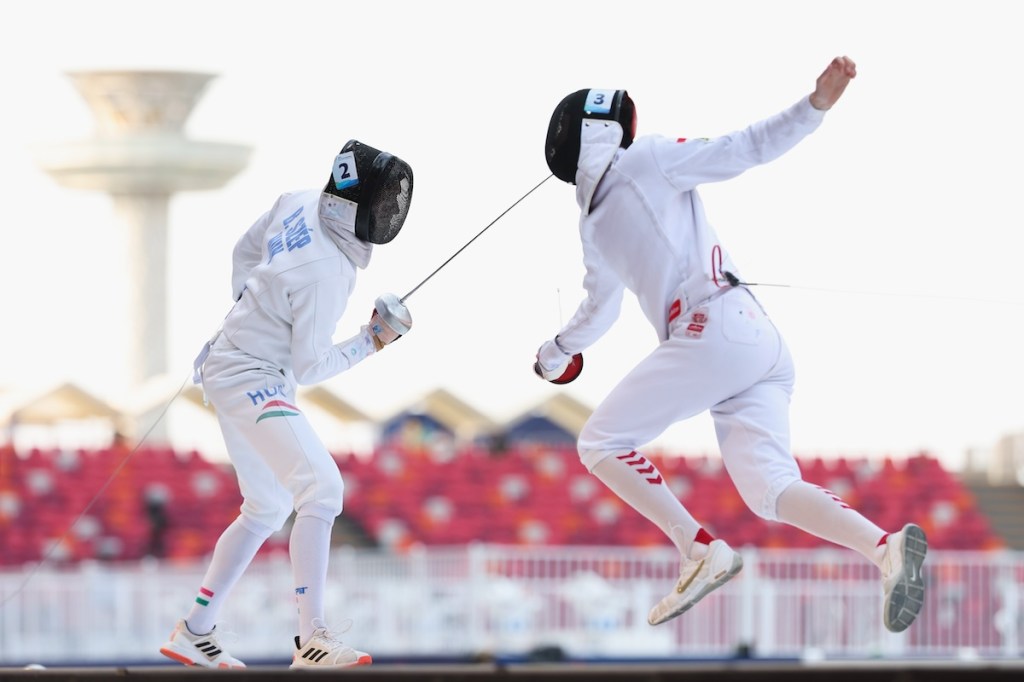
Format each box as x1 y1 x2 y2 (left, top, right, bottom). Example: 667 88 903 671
0 446 1003 566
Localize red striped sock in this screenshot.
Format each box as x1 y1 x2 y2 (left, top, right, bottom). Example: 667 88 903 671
688 528 716 559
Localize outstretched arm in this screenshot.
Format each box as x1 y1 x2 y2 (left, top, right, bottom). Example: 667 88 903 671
657 55 857 191
809 56 857 111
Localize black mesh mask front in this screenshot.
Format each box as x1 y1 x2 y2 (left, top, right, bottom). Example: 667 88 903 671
545 89 635 185
324 140 414 244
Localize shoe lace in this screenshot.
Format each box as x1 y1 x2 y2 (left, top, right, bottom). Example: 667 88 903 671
313 618 354 648
213 623 241 647
678 554 705 577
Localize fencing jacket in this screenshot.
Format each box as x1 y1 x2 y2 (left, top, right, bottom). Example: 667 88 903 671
218 189 377 385
555 95 827 352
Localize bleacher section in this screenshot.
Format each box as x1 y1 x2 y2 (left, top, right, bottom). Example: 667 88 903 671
0 444 1004 566
0 445 244 565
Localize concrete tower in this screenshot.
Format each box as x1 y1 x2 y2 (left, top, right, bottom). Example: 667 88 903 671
35 71 251 428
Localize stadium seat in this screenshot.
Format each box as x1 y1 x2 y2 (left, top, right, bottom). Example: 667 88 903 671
0 445 1004 566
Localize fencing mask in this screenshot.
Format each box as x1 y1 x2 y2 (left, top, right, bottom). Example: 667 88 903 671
545 89 635 184
323 139 413 244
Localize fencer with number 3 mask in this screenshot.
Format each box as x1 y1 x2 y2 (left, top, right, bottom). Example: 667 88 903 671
534 59 927 637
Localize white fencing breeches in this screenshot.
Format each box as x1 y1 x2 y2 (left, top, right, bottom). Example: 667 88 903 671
201 339 344 531
578 287 801 521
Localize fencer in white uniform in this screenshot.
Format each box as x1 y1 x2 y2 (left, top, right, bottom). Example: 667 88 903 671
535 57 927 633
161 140 413 669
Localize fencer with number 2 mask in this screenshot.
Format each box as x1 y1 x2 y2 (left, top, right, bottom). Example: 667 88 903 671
161 140 413 670
535 58 927 635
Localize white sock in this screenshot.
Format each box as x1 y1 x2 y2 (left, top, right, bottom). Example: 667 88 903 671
186 516 267 634
591 452 705 558
290 515 333 644
775 480 888 567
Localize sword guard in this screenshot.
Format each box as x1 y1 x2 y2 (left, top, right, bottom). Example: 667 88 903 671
374 293 413 335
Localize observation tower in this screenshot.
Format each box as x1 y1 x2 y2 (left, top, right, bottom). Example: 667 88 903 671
35 70 251 392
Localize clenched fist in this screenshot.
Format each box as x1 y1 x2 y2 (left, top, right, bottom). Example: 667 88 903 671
809 56 857 111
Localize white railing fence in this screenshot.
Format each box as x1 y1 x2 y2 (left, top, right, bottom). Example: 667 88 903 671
0 544 1021 665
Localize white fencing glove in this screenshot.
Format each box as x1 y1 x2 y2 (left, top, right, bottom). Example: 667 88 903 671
369 293 412 351
534 339 584 384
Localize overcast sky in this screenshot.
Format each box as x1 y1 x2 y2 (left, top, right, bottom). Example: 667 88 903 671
1 0 1021 471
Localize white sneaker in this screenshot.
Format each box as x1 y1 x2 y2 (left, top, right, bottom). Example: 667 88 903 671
881 523 928 633
290 618 372 669
648 539 743 626
159 619 245 669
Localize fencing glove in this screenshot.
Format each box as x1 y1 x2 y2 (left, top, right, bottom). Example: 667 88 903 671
534 339 584 384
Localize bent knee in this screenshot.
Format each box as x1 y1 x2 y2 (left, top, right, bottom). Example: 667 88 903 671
293 470 344 520
240 502 292 534
578 446 636 473
735 474 800 521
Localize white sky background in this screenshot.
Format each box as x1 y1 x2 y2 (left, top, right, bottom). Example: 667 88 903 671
0 0 1021 471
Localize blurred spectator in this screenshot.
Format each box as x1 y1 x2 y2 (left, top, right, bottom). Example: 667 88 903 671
143 483 171 558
